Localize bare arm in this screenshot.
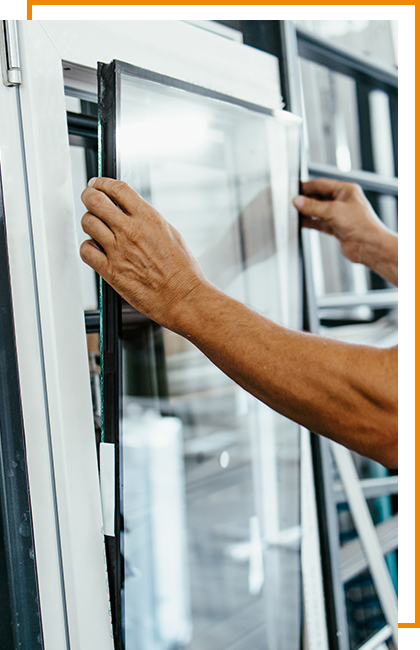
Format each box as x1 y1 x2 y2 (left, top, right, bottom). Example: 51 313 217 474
80 177 398 468
294 178 398 286
179 286 397 468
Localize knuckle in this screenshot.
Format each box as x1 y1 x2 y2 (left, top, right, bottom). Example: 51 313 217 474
349 182 361 195
106 262 117 285
113 179 129 197
114 179 127 191
127 225 139 244
81 187 89 204
79 240 91 261
81 212 94 232
82 189 102 213
119 220 138 244
80 214 89 232
88 192 104 212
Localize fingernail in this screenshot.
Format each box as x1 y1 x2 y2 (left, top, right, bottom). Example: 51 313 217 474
88 177 98 187
293 195 305 209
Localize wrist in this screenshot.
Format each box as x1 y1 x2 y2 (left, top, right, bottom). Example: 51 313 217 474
360 226 398 285
167 279 222 338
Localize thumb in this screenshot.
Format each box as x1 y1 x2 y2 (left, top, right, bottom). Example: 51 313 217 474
293 194 332 220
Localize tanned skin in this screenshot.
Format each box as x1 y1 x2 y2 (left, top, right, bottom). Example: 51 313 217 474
80 177 398 468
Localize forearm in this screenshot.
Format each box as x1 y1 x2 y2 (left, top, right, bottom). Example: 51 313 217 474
80 178 398 468
173 282 398 468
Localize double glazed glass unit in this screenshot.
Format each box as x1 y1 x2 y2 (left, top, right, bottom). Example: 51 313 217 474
98 60 302 650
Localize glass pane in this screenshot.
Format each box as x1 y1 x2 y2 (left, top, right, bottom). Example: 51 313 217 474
109 64 301 650
377 194 398 233
67 95 99 312
300 59 361 171
369 90 395 177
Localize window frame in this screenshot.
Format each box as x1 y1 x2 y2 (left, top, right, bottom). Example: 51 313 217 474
3 19 299 650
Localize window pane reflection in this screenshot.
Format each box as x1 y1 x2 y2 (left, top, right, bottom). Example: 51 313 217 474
300 59 361 171
116 71 301 650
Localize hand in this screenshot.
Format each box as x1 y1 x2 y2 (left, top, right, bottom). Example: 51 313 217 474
80 177 207 330
293 178 398 285
293 178 386 263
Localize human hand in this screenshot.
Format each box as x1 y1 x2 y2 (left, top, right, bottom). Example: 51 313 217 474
293 178 389 265
80 177 208 330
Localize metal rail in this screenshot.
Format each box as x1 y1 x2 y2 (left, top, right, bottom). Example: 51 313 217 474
67 111 97 140
334 476 398 504
332 444 398 640
340 514 398 583
296 29 398 91
84 309 100 333
317 289 398 311
358 625 392 650
307 162 398 196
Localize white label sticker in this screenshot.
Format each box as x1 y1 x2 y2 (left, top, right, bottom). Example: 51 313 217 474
99 443 115 537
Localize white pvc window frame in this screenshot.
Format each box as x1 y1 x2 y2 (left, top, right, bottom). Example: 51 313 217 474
1 19 292 650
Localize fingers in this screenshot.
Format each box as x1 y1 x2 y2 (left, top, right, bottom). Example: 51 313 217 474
300 178 344 198
80 239 109 277
81 185 124 231
300 215 334 235
81 211 116 250
85 177 146 216
293 194 332 220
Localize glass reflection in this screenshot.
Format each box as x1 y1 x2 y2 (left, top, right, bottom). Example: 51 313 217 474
299 59 361 172
117 71 301 650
